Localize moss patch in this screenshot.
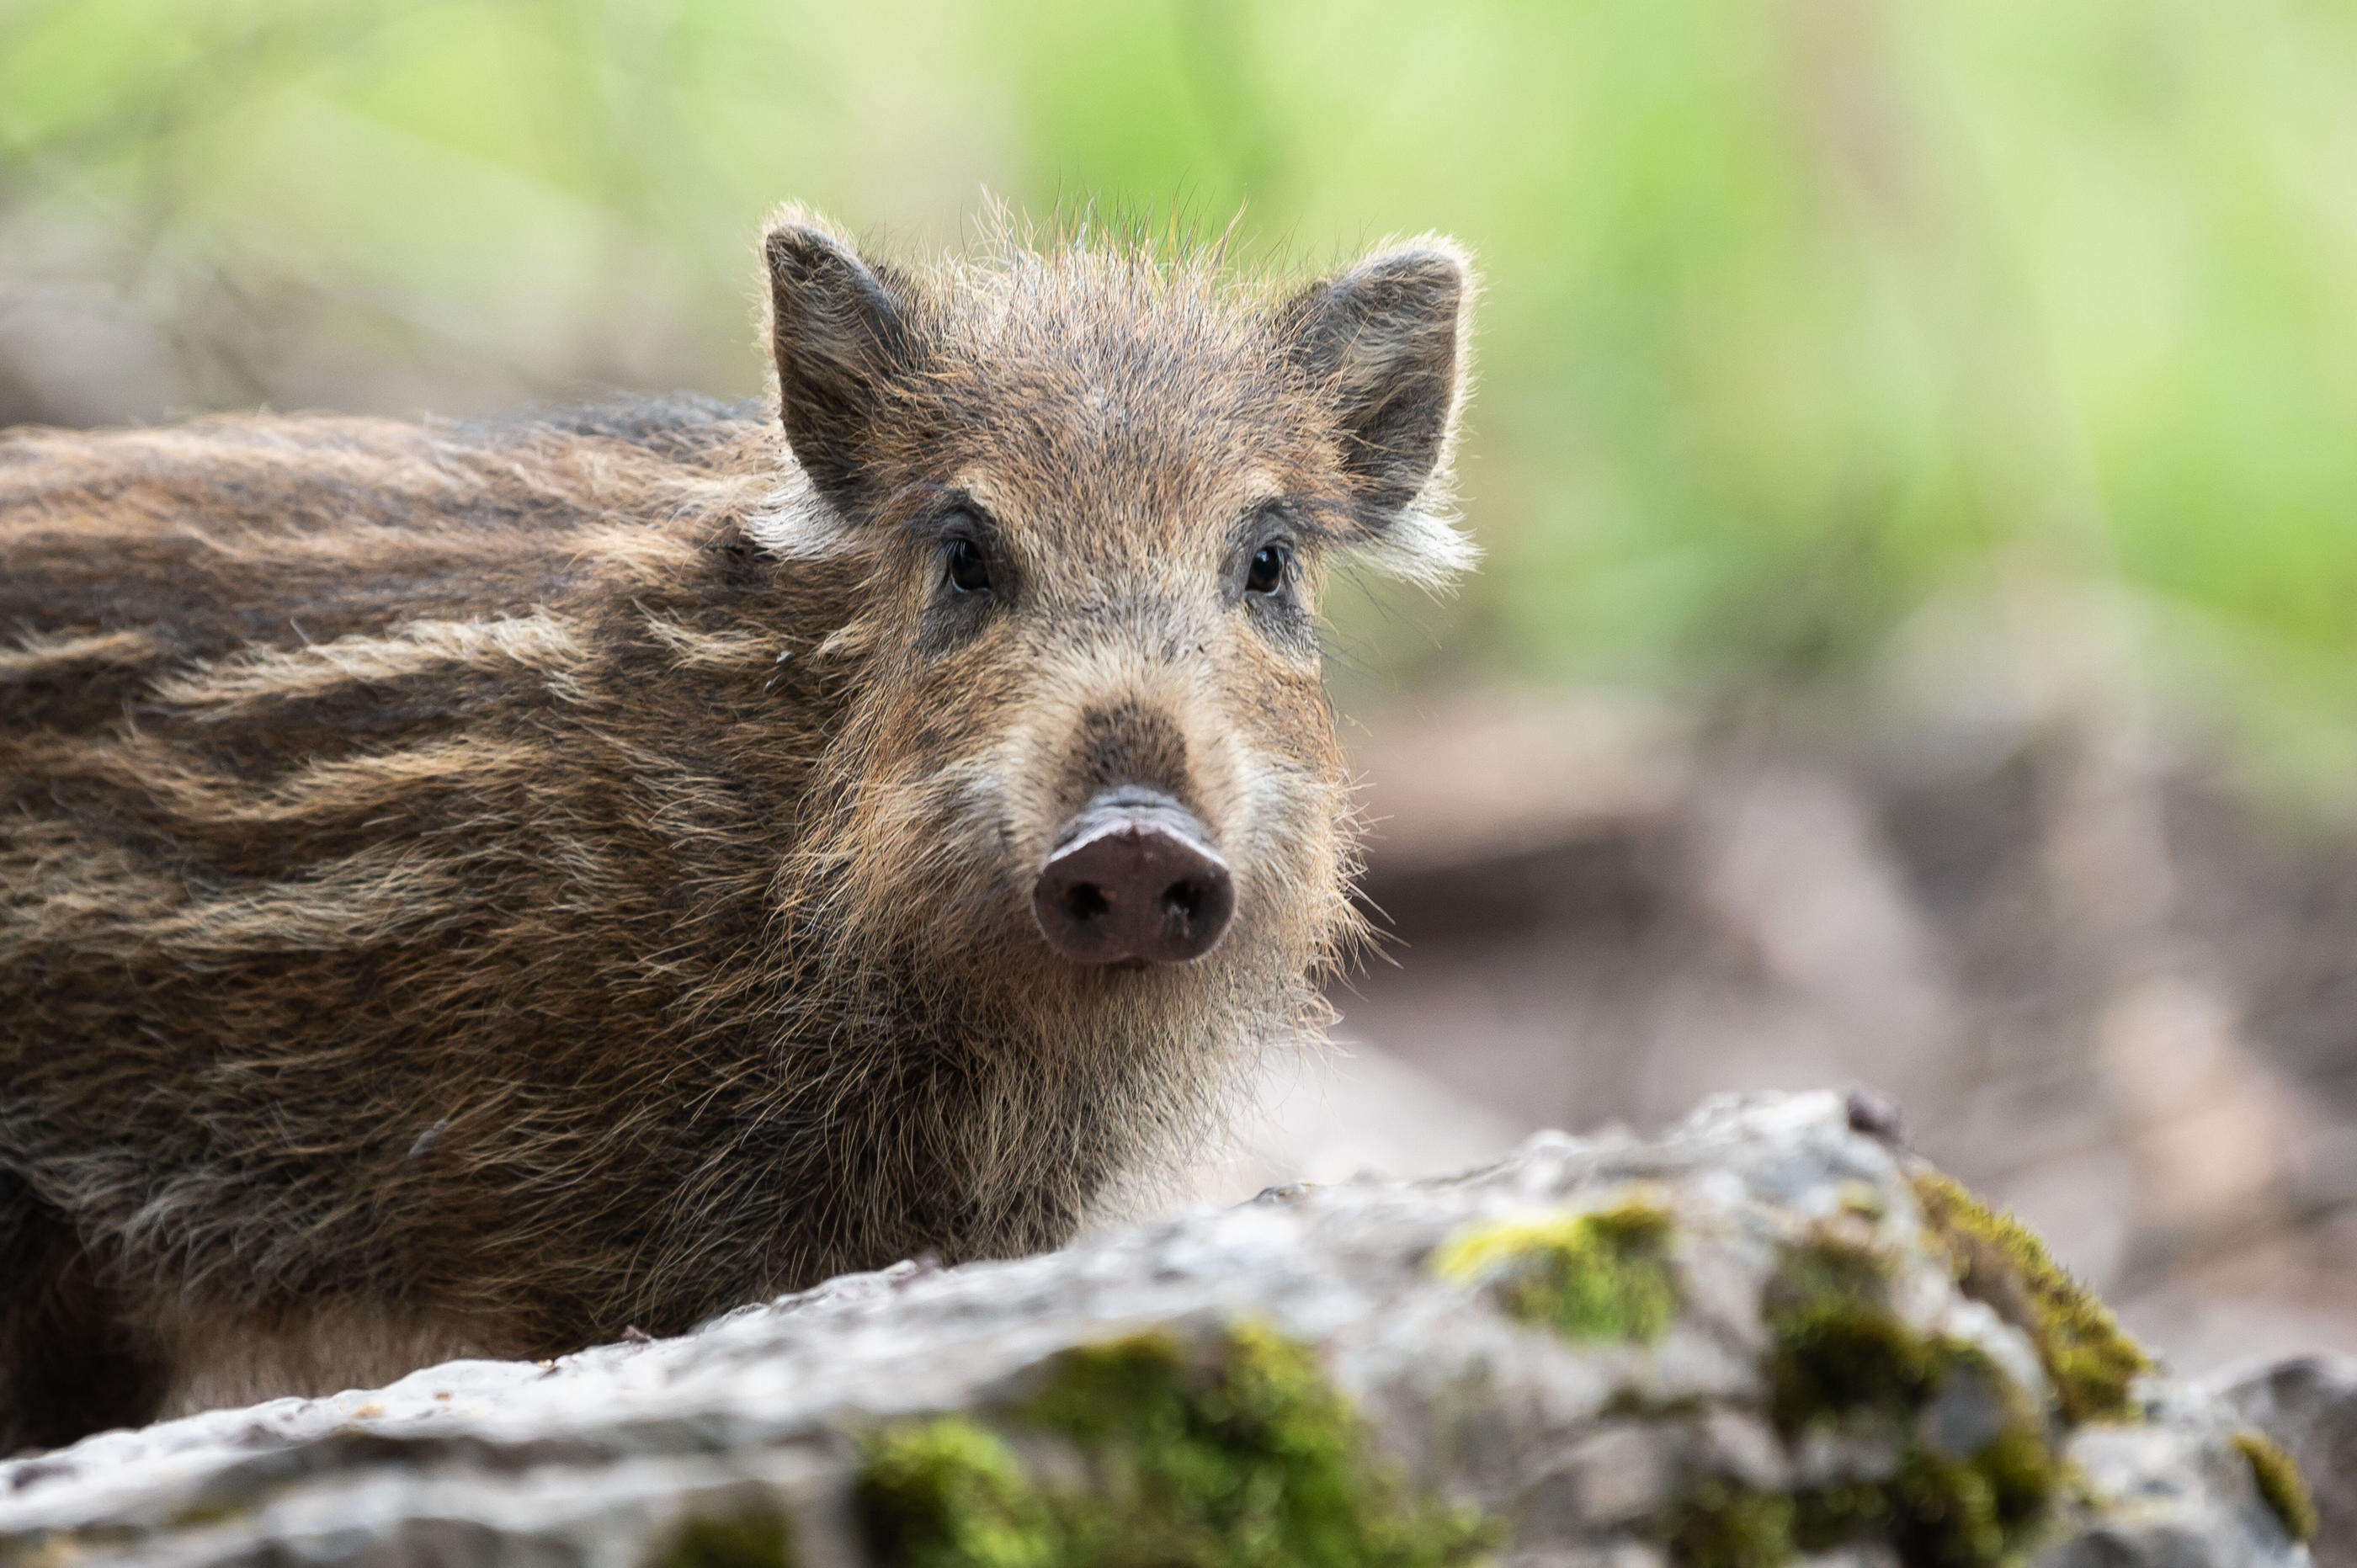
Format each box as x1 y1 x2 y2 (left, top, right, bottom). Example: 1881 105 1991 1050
2231 1429 2317 1544
1762 1237 1932 1432
857 1421 1056 1568
1432 1198 1681 1342
855 1323 1496 1568
1910 1169 2151 1425
167 1497 255 1531
649 1501 798 1568
1664 1477 1796 1568
1745 1235 2059 1568
1876 1434 2056 1568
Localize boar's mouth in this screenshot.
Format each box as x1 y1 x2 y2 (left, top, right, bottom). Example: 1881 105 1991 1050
1031 787 1235 966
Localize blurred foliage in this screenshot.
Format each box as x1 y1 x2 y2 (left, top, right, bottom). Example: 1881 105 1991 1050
5 0 2357 787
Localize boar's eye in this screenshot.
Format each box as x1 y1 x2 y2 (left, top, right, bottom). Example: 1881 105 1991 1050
945 535 992 594
1245 542 1290 596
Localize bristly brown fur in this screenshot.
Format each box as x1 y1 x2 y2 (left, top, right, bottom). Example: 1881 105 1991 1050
0 213 1475 1449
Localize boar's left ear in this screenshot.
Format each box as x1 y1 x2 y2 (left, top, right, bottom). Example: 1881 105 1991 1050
1277 240 1477 585
764 211 929 513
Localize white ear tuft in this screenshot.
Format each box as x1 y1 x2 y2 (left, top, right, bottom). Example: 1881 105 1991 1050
1348 502 1481 589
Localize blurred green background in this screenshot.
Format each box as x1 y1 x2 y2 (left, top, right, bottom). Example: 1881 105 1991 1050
6 0 2356 790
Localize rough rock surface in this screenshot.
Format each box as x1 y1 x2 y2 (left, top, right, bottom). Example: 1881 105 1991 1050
2224 1356 2357 1568
0 1092 2318 1568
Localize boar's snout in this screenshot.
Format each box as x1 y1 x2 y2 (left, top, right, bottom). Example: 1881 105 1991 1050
1033 788 1234 965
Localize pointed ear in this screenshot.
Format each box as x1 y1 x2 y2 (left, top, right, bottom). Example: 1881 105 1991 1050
763 213 927 511
1278 241 1471 529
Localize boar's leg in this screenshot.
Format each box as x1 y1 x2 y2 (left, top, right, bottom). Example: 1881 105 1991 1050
0 1172 168 1454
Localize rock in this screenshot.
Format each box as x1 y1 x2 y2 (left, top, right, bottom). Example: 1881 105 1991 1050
2221 1356 2356 1568
0 1092 2317 1568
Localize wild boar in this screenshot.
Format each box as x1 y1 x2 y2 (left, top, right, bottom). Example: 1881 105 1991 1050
0 209 1475 1450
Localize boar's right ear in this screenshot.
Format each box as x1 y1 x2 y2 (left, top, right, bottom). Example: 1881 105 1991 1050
1277 241 1478 586
764 214 928 513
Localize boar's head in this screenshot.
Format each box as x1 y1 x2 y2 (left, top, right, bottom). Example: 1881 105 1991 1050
753 210 1475 1055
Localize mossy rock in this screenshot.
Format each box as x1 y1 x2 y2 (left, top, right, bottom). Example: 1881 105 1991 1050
649 1502 799 1568
1430 1195 1681 1342
1735 1231 2062 1568
854 1322 1497 1568
2230 1429 2317 1544
1910 1168 2151 1426
1665 1477 1796 1568
0 1093 2302 1568
857 1422 1056 1568
1761 1234 1930 1431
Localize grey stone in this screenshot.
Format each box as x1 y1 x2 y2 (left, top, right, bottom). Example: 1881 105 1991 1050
2056 1383 2315 1568
1520 1423 1674 1532
0 1092 2312 1568
2221 1355 2357 1568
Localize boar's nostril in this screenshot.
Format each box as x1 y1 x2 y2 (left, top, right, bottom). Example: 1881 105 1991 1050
1164 880 1204 926
1033 791 1235 966
1162 875 1226 943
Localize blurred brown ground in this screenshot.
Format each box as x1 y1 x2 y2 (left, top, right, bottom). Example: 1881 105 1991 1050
1174 683 2357 1380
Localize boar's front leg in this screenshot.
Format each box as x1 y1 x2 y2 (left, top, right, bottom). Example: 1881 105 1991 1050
0 1171 168 1454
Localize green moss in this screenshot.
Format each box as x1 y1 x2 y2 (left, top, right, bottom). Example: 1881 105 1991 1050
1837 1183 1890 1222
854 1323 1498 1568
855 1420 1057 1568
1751 1235 2061 1568
1910 1170 2152 1425
1971 1426 2062 1542
168 1497 255 1530
1432 1198 1682 1342
1790 1427 2051 1566
648 1501 798 1568
1663 1478 1796 1568
2232 1429 2318 1544
1790 1481 1888 1552
1761 1236 1928 1434
1880 1428 2056 1568
1599 1389 1710 1421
